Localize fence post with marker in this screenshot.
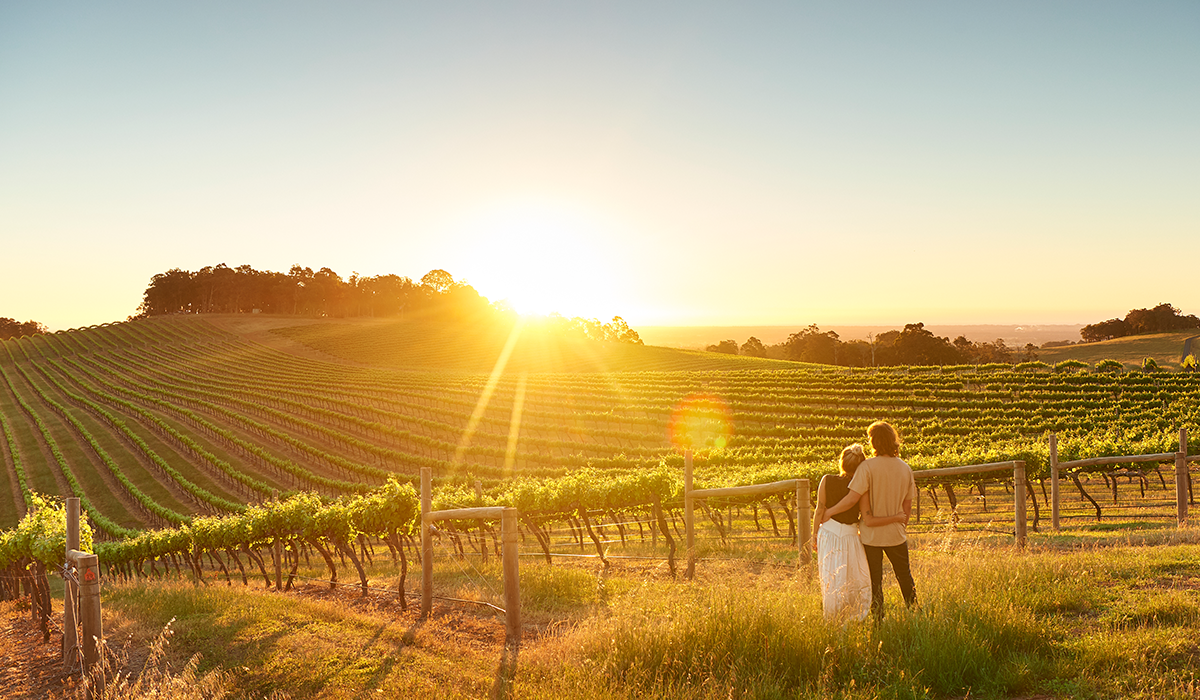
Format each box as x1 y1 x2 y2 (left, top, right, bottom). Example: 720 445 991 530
63 497 80 670
67 549 102 672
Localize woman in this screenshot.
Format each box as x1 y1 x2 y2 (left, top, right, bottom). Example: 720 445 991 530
811 444 906 621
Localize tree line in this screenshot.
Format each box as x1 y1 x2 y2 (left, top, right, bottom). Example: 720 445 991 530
134 264 642 344
136 265 482 319
708 323 1037 367
0 318 47 340
1080 303 1199 343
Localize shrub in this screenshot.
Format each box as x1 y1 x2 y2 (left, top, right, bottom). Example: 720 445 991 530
1142 357 1160 372
1054 359 1088 373
1095 359 1124 373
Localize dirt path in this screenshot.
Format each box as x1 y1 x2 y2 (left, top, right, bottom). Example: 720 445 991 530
0 599 72 700
1182 334 1199 364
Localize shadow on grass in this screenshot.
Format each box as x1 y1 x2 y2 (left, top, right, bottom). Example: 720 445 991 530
346 614 431 699
491 640 520 700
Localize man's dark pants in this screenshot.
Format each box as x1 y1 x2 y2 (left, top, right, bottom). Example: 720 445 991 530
863 542 917 619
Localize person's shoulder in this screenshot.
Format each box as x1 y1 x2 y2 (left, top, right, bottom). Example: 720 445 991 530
877 456 910 472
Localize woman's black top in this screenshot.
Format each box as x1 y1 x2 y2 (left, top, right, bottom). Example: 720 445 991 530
822 474 860 525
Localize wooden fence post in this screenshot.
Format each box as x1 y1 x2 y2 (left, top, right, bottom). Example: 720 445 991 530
63 498 79 670
684 451 695 580
1014 461 1027 548
1178 428 1189 527
68 550 102 672
501 508 520 644
1050 433 1060 531
420 467 433 618
269 489 282 589
796 479 811 567
475 479 488 564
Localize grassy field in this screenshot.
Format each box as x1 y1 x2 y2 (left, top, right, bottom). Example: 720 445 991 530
1037 330 1199 370
9 530 1200 700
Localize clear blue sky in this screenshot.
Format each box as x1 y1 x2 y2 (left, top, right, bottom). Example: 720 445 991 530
2 2 1197 330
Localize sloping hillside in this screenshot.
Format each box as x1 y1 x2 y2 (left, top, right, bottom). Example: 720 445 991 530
1037 330 1199 370
0 314 1197 534
264 315 799 373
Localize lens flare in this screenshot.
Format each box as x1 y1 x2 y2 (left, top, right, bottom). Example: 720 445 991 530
668 393 734 451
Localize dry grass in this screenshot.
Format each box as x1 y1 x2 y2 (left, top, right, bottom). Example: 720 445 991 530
9 534 1200 699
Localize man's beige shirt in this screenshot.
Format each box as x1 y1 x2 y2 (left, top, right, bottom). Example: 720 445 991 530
847 456 917 547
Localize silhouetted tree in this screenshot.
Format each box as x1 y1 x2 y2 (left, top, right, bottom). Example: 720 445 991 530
782 325 841 364
1081 318 1130 342
420 269 454 295
0 318 46 339
706 339 739 355
1081 303 1198 342
740 337 767 358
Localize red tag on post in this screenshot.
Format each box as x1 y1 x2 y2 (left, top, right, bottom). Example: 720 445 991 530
84 568 96 582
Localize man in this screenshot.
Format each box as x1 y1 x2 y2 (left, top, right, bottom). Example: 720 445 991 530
822 420 917 619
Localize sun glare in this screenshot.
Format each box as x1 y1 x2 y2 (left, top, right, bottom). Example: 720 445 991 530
445 200 638 320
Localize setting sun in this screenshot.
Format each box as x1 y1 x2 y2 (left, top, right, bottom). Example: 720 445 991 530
441 199 640 320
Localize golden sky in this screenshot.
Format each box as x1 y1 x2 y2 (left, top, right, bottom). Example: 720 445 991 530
1 3 1197 330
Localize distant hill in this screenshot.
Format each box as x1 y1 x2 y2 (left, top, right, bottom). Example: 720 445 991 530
639 324 1083 350
226 315 803 373
1036 330 1200 370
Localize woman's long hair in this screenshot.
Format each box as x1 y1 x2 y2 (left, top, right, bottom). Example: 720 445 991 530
839 443 867 477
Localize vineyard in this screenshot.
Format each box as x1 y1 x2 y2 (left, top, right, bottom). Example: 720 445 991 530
0 315 1198 582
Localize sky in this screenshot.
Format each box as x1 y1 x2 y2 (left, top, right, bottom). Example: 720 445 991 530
1 2 1197 331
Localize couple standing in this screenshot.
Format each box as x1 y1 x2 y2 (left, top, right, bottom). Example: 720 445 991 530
811 421 917 621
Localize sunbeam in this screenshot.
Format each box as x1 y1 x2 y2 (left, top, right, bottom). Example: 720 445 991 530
453 316 526 468
503 372 528 475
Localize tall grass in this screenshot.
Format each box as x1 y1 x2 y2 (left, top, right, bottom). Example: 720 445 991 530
85 541 1200 699
526 546 1200 699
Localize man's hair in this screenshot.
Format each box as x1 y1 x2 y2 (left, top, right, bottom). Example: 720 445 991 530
839 443 867 476
867 421 901 457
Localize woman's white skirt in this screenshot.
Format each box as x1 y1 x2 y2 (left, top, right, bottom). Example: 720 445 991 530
817 519 871 622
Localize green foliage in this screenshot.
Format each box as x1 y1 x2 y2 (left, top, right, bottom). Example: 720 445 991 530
1095 358 1125 373
1142 357 1161 372
1054 359 1089 372
95 479 418 567
1184 354 1198 371
0 492 95 568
